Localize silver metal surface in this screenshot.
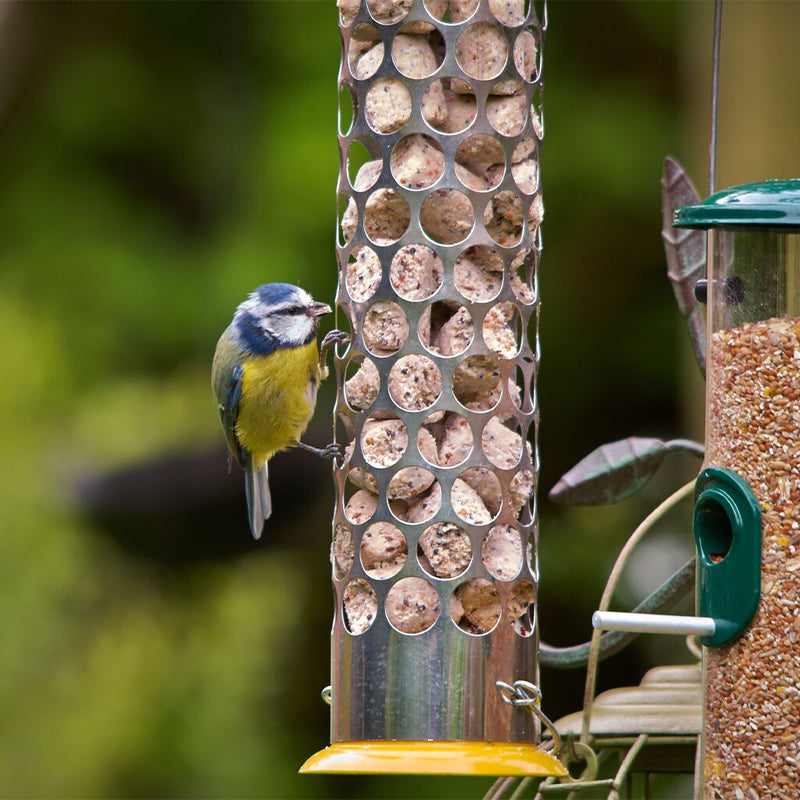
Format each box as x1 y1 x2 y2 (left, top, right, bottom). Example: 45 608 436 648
592 611 716 638
331 0 546 744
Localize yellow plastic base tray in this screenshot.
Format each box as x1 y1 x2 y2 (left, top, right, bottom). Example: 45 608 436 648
299 740 568 777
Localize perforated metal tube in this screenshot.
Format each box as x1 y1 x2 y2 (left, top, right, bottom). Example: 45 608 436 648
331 0 545 744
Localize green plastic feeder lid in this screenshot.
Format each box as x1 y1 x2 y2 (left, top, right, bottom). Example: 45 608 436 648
674 178 800 229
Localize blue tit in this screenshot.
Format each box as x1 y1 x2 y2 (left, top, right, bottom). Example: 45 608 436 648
212 283 343 539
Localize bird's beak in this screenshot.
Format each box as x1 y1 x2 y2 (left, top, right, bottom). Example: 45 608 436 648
311 301 333 317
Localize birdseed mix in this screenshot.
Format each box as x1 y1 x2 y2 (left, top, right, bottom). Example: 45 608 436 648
704 315 800 800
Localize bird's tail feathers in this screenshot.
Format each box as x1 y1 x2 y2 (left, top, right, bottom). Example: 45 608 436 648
244 456 272 539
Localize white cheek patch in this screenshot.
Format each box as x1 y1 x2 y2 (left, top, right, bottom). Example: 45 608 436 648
266 313 315 346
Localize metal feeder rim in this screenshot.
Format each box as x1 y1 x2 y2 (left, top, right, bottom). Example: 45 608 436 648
673 178 800 229
299 741 568 777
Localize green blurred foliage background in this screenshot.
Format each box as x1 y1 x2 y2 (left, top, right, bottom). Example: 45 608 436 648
0 0 765 797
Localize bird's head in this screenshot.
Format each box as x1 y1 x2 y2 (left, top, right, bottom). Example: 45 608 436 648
232 283 332 355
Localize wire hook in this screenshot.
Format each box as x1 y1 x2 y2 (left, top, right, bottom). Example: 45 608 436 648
496 680 562 755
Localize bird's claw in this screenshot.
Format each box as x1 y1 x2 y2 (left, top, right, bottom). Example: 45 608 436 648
322 329 350 347
320 329 351 354
320 441 343 462
293 439 344 462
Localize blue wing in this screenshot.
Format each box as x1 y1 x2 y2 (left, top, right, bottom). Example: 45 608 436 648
218 363 246 469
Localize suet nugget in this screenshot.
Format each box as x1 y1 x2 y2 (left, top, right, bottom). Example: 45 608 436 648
212 283 344 539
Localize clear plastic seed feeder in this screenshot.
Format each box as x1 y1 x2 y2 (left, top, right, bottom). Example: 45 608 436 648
300 0 565 778
674 180 800 798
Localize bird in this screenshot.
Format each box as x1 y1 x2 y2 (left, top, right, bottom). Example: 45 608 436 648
212 283 347 539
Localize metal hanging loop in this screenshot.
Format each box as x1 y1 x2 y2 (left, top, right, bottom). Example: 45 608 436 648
557 734 599 785
496 680 562 756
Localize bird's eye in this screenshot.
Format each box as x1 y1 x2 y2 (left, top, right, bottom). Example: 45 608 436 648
284 306 303 315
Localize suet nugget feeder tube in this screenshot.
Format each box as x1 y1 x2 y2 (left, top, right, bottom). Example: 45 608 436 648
301 0 565 778
675 180 800 798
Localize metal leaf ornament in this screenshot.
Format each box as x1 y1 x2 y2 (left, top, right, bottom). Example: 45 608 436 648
549 437 703 506
661 156 707 376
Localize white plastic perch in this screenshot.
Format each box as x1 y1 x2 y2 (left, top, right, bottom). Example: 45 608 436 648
592 610 716 638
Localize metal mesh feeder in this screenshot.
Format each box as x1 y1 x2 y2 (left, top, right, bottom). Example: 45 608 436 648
301 0 564 778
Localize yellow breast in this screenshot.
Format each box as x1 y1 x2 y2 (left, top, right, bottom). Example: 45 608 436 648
236 340 322 464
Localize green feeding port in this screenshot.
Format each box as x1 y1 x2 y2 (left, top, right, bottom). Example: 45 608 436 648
693 468 762 646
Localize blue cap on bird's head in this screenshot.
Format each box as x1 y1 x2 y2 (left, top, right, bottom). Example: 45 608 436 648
251 282 308 306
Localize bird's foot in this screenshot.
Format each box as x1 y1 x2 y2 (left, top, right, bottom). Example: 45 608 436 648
294 440 343 462
319 329 350 365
